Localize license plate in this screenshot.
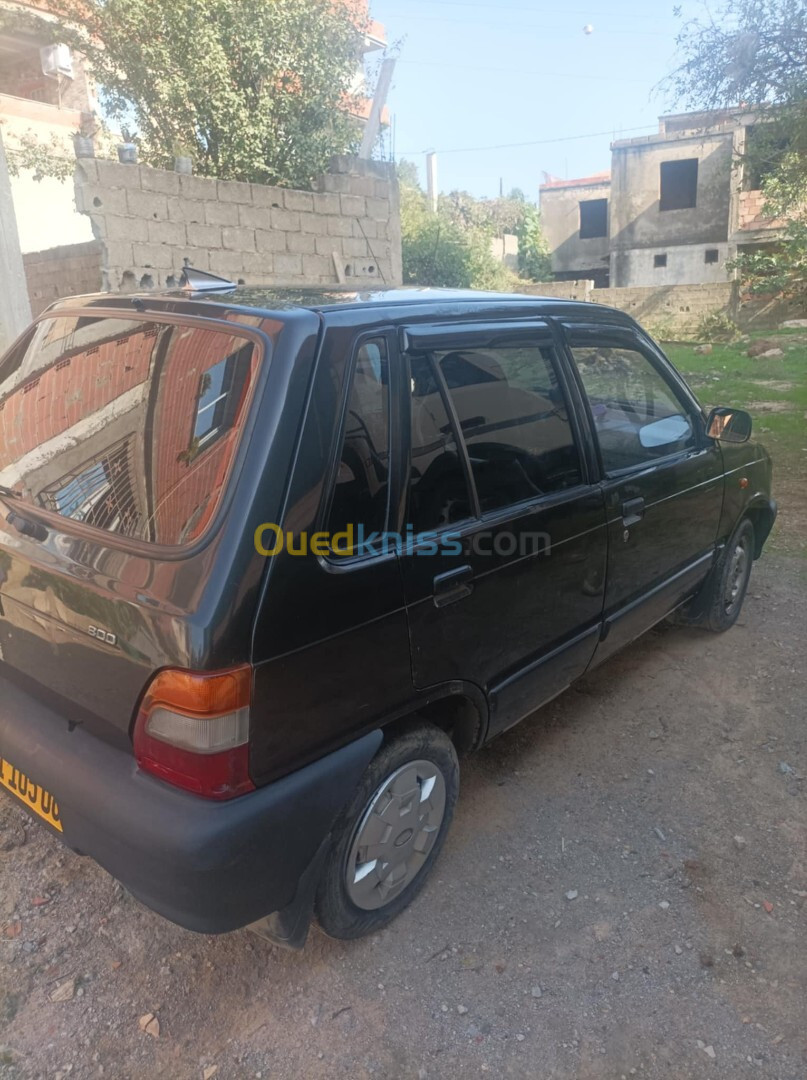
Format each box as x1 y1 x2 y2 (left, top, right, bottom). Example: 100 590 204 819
0 755 62 832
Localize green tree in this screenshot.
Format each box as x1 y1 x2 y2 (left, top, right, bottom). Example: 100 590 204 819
22 0 369 188
516 204 552 282
399 183 499 289
668 0 807 297
398 166 551 289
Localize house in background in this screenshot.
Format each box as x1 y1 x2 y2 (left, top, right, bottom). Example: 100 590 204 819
538 172 611 288
540 109 786 289
0 0 96 252
348 4 389 127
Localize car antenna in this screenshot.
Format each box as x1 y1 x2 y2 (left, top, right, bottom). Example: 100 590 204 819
179 258 236 293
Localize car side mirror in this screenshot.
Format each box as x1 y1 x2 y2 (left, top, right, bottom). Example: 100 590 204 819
706 407 752 444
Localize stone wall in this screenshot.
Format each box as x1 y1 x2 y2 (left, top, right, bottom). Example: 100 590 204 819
517 278 807 337
23 241 103 317
517 279 736 337
594 281 736 337
516 279 594 302
74 155 402 292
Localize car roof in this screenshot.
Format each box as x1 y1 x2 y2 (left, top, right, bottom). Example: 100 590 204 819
45 285 636 329
197 286 564 312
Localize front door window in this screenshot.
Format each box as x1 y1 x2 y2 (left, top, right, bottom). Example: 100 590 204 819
570 344 696 472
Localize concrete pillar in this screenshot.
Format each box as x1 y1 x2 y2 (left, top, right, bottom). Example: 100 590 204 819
426 152 438 214
0 129 32 351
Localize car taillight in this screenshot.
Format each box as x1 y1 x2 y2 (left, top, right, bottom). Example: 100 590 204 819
133 665 255 800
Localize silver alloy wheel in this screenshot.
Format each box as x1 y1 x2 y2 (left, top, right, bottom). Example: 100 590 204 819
346 759 447 911
724 536 750 614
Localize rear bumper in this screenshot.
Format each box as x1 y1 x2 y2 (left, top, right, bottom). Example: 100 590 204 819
0 673 380 933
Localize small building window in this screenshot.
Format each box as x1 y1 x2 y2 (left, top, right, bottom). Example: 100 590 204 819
579 198 608 239
659 159 698 211
705 249 719 264
654 254 667 268
192 344 252 452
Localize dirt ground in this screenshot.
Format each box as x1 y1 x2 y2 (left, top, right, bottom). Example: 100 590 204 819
1 552 805 1080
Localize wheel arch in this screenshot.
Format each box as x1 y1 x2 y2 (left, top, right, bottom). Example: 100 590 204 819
744 497 777 558
380 681 488 756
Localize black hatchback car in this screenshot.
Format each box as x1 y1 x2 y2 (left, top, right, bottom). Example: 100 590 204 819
0 285 775 946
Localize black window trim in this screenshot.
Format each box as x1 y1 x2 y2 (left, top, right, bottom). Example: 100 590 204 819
319 328 397 568
561 322 708 481
404 323 592 535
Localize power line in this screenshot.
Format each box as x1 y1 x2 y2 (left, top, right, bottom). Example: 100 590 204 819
381 0 666 22
397 58 650 84
378 10 671 37
398 123 658 157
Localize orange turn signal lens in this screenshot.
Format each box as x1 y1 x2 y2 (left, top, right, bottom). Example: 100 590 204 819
142 664 252 718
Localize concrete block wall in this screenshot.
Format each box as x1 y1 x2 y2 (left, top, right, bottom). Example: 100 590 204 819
517 279 737 336
517 280 595 302
23 241 103 317
74 155 402 292
518 279 806 335
593 281 736 336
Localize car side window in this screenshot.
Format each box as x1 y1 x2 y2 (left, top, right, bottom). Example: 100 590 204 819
436 344 583 514
327 338 390 551
408 354 474 533
570 341 696 473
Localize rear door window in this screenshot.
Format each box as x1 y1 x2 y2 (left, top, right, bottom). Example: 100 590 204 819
0 315 263 546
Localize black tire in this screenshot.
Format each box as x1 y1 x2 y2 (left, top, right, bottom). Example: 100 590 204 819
315 723 459 940
701 518 755 632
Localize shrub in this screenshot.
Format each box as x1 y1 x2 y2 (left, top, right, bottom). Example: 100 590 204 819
695 310 741 343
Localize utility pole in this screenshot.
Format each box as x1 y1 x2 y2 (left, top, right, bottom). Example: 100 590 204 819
0 129 31 351
359 57 397 160
426 151 438 213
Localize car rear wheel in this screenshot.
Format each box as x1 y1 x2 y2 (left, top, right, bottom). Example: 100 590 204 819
315 724 459 940
702 518 755 632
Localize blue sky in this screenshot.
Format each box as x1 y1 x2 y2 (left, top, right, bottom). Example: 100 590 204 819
372 0 703 199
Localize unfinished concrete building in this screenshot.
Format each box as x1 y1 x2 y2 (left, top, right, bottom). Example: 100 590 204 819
537 172 611 288
540 110 783 289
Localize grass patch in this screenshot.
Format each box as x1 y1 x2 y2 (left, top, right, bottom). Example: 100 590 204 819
665 330 806 557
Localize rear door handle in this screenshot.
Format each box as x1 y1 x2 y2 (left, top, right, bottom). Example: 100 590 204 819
433 565 474 608
621 497 645 527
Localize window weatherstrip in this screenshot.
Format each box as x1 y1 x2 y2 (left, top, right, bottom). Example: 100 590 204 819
429 351 483 521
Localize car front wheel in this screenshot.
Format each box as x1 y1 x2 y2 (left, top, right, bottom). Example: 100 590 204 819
702 518 755 632
315 723 459 940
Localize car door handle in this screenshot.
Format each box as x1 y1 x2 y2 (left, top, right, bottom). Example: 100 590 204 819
621 497 645 527
433 565 474 608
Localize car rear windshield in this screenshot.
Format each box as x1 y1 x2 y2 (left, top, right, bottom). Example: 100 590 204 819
0 315 263 546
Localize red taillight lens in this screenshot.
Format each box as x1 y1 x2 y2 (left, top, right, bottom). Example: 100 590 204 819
133 665 255 800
